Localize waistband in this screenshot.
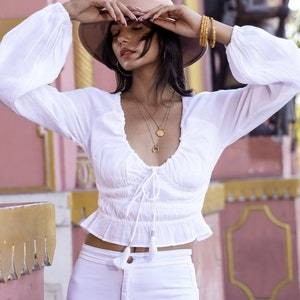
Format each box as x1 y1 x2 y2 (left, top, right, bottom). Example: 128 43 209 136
80 244 192 267
84 233 194 253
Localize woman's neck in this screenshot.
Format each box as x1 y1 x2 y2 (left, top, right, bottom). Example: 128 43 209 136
130 76 175 106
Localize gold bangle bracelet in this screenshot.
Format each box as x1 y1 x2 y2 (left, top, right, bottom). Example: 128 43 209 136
202 16 209 47
209 17 216 48
199 15 209 47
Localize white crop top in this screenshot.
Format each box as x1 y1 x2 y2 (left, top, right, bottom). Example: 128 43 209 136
0 3 300 267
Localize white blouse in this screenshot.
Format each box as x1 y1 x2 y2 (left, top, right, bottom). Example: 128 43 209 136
0 3 300 267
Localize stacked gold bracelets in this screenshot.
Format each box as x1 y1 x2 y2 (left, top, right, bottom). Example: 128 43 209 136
199 16 216 48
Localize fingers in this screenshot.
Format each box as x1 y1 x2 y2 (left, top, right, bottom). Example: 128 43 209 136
138 5 178 22
136 4 201 39
100 1 137 25
128 6 144 18
63 0 133 23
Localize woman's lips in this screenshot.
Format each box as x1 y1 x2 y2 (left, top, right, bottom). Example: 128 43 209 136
120 48 135 58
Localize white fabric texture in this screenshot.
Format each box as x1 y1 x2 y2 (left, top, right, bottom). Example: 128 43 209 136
0 3 300 251
67 244 198 300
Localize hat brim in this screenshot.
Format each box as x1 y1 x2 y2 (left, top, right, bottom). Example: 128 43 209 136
78 21 206 68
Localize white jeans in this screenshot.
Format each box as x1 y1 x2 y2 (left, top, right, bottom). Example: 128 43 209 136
67 244 199 300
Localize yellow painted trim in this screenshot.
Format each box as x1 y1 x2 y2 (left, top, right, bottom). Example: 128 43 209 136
42 129 56 191
224 178 300 201
226 205 293 299
183 0 203 93
0 186 52 194
0 19 24 40
72 21 94 88
69 190 98 225
0 202 56 282
202 183 225 215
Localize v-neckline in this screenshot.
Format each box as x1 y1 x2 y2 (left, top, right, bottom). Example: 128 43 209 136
116 92 185 169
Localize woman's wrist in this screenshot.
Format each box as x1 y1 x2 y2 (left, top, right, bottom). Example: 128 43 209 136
199 16 232 48
215 21 233 46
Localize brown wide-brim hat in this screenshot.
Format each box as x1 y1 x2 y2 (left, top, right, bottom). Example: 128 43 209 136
78 0 206 68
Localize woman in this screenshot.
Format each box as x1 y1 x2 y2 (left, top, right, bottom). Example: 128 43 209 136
0 0 299 299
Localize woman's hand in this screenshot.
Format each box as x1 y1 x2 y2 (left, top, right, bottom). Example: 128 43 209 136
62 0 138 24
138 4 202 39
139 4 233 45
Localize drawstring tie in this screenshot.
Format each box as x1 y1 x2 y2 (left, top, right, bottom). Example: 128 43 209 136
149 230 157 260
113 169 160 269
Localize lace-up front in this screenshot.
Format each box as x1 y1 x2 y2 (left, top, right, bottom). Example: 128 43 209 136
80 95 216 269
112 169 160 268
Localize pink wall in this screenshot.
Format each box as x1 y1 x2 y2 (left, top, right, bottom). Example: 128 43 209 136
0 0 79 192
220 200 300 299
0 105 45 188
0 1 46 19
0 268 44 299
212 136 283 181
193 213 225 300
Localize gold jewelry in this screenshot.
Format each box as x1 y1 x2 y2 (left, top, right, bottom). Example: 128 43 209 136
142 103 171 138
128 91 173 153
129 91 172 137
134 99 161 153
209 17 216 48
199 16 209 47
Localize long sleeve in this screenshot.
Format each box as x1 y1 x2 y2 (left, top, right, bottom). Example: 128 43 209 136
187 25 300 149
187 26 300 151
0 3 72 106
227 25 300 88
0 3 103 148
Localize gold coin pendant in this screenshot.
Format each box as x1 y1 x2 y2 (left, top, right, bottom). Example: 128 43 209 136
156 128 165 137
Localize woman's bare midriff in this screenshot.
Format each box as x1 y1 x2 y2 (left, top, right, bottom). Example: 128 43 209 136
85 233 194 253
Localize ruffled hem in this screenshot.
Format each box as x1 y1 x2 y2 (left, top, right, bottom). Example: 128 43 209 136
80 209 212 247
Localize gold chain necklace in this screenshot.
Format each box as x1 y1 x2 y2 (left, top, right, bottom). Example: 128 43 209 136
129 91 172 138
134 100 160 153
128 91 173 153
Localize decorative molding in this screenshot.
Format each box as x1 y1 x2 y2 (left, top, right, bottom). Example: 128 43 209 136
0 127 56 194
76 149 96 189
0 202 56 282
72 21 94 89
226 205 293 299
183 0 203 93
224 178 300 202
203 183 225 215
38 126 56 191
69 190 98 225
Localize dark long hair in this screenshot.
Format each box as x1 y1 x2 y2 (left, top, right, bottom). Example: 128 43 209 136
101 22 193 97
